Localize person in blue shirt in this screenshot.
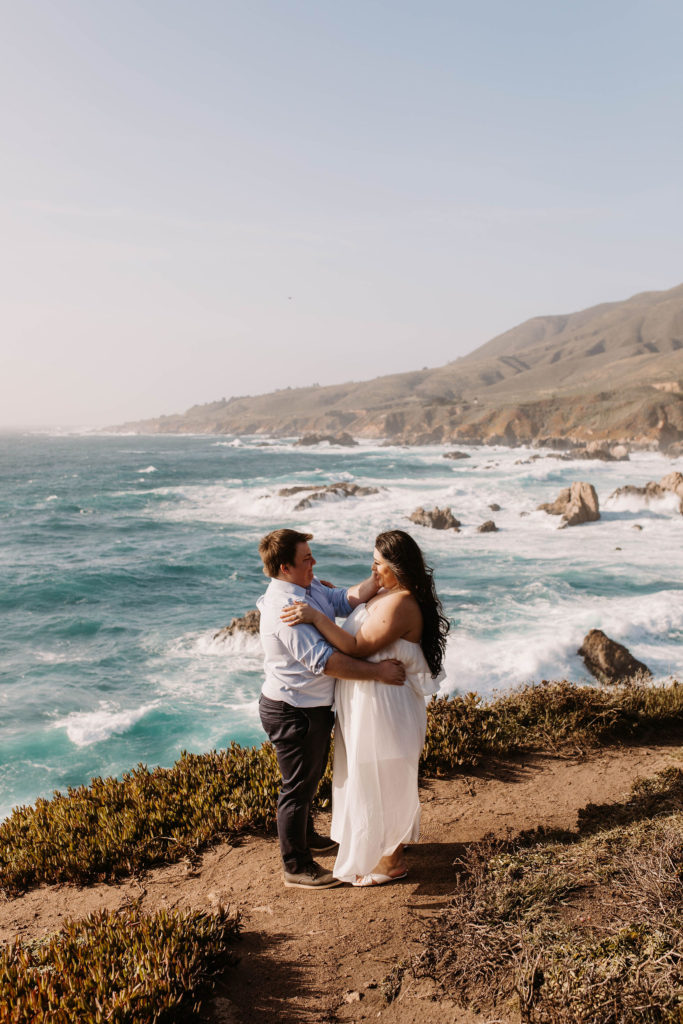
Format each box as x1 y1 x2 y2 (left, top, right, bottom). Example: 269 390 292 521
257 528 406 889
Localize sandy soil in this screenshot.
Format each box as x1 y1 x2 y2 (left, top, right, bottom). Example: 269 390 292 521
2 742 680 1024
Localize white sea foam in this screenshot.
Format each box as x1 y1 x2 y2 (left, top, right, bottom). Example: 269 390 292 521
55 702 158 747
137 465 157 473
151 629 263 711
35 649 89 664
169 629 262 659
604 490 682 515
445 588 683 697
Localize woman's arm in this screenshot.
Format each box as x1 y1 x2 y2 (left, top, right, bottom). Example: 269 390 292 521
280 592 419 657
346 572 380 608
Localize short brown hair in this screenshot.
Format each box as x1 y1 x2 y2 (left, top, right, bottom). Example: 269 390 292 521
258 529 313 578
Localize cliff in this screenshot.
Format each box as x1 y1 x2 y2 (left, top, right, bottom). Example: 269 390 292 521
113 283 683 449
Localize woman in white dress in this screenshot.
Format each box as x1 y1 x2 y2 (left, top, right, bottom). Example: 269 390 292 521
280 530 448 886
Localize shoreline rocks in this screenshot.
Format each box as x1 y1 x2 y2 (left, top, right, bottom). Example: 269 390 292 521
477 520 498 533
569 442 630 462
294 432 358 447
213 609 261 641
578 629 652 685
283 481 380 510
609 472 683 513
408 506 461 531
538 482 600 527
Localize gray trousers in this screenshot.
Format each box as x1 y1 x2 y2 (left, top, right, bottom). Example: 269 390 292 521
259 694 334 873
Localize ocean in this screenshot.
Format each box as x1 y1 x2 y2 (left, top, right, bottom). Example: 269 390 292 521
1 432 682 821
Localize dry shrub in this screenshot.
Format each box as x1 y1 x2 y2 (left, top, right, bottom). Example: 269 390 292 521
417 769 683 1023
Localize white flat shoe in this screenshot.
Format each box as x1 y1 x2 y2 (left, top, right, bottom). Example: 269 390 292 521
351 871 408 887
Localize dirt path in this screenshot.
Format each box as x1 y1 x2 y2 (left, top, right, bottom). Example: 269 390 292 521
2 742 680 1023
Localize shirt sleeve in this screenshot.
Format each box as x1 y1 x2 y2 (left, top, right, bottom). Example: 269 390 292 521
327 586 353 618
276 621 336 676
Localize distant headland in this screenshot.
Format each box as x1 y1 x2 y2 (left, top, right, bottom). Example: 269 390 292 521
112 283 683 452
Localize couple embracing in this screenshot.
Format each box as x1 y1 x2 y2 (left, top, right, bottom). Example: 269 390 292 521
257 528 449 889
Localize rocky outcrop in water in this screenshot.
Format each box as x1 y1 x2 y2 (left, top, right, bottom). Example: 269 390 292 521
538 482 600 527
408 506 461 531
280 481 380 510
609 471 683 512
294 433 357 447
443 451 471 460
570 442 630 462
477 520 498 533
214 609 261 641
578 629 652 685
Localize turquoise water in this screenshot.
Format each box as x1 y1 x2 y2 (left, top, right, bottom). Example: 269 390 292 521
1 433 682 820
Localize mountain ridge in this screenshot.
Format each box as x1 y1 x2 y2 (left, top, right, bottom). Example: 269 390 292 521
113 283 683 449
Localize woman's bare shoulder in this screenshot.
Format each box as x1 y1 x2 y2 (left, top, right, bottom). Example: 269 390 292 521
367 589 420 617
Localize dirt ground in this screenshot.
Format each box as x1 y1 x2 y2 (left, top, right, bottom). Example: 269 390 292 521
2 742 680 1024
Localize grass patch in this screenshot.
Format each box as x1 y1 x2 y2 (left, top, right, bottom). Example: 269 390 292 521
1 679 682 895
415 767 683 1023
0 901 240 1023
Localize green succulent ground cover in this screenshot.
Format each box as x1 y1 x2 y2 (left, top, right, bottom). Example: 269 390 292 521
0 743 281 894
411 767 683 1023
0 902 240 1024
1 680 682 896
422 677 683 770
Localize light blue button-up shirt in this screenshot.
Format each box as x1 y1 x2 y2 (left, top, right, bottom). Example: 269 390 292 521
257 577 353 707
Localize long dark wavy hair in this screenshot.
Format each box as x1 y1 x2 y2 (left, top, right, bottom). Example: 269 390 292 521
375 529 449 677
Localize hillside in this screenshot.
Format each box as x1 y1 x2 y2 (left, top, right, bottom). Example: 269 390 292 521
114 284 683 448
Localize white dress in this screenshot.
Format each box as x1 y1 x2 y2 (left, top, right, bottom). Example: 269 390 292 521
331 604 443 882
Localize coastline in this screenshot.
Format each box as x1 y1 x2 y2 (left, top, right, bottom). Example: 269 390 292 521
2 434 683 823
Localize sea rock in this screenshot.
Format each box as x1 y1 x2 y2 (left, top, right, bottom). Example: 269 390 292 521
660 471 683 495
278 484 318 496
578 628 652 685
609 472 683 512
477 520 498 533
538 482 600 526
213 608 261 641
489 503 501 511
294 432 358 447
408 506 461 531
569 442 630 462
443 450 470 460
534 437 577 451
294 481 379 510
609 482 666 503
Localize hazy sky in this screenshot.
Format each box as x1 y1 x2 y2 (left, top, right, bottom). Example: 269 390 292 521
2 0 682 427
